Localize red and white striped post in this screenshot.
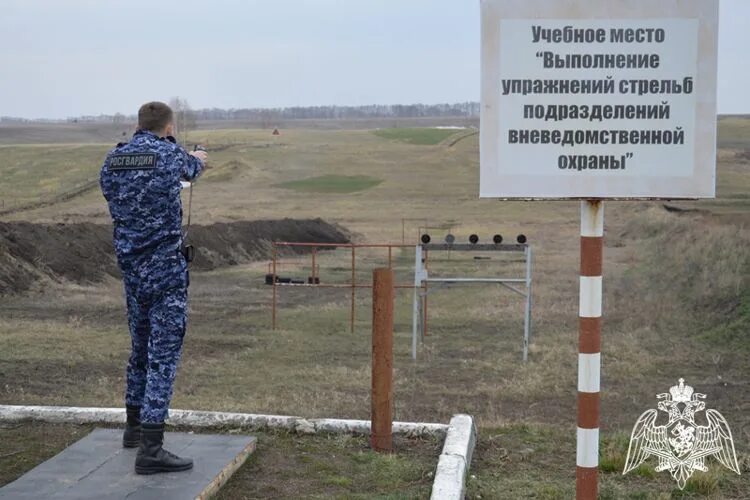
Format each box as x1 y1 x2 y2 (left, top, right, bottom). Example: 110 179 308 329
577 200 603 499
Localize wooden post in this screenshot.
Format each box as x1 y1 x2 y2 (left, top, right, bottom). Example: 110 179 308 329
576 200 603 499
351 246 356 333
371 268 394 453
311 247 317 282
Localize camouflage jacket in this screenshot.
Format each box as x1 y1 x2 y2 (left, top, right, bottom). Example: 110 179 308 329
100 129 204 276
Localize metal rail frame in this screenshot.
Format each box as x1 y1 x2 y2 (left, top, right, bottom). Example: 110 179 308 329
270 242 419 333
412 243 533 361
270 241 533 362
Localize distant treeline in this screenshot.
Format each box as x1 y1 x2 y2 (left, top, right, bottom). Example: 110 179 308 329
1 102 481 124
195 102 480 121
2 107 746 125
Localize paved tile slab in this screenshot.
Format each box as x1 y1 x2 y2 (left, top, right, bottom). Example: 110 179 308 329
0 428 256 500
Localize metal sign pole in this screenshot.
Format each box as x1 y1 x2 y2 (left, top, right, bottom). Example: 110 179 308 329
576 200 603 499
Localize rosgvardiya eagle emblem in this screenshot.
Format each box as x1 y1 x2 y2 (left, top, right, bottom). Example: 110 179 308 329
623 378 741 489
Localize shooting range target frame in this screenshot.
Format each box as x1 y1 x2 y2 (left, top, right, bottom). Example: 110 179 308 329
269 239 533 362
412 242 533 361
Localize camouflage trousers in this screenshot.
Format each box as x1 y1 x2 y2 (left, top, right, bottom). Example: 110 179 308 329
123 273 188 424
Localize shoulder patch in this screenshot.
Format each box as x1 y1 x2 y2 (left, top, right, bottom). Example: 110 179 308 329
108 153 158 171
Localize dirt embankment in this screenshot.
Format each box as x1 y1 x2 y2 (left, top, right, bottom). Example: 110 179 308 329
0 219 349 295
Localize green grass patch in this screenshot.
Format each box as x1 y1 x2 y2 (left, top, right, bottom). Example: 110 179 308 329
680 469 721 495
276 175 382 194
699 286 750 347
600 432 655 479
0 144 109 205
621 208 750 352
372 128 462 145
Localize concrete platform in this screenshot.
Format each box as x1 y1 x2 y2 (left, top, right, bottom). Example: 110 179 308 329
0 428 256 500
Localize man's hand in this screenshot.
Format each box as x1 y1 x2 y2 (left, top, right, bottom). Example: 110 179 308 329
189 150 208 164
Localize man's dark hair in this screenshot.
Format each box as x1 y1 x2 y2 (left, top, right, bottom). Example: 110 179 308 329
138 101 174 133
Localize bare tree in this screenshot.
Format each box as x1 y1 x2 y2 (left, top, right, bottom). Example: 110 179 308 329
168 97 197 144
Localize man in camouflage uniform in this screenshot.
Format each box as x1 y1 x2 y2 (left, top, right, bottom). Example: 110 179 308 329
100 101 207 474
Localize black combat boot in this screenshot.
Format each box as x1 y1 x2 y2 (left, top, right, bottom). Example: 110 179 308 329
123 405 141 448
135 422 193 475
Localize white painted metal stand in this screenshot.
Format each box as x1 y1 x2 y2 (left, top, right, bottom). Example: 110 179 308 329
411 244 533 361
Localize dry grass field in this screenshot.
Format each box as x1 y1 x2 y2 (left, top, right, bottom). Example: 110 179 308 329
0 121 748 498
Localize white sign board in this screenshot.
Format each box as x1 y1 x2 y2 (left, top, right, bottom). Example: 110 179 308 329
480 0 719 199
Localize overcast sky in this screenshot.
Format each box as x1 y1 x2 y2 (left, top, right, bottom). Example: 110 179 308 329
0 0 746 119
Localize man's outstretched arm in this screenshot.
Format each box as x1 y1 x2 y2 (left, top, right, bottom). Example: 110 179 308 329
181 149 207 181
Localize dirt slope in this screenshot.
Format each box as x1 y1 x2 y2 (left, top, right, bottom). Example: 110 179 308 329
0 219 348 294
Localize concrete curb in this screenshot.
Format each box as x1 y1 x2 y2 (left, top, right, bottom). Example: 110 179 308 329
430 414 477 500
0 405 448 438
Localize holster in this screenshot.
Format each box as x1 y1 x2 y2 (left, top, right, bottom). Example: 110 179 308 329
181 244 195 263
